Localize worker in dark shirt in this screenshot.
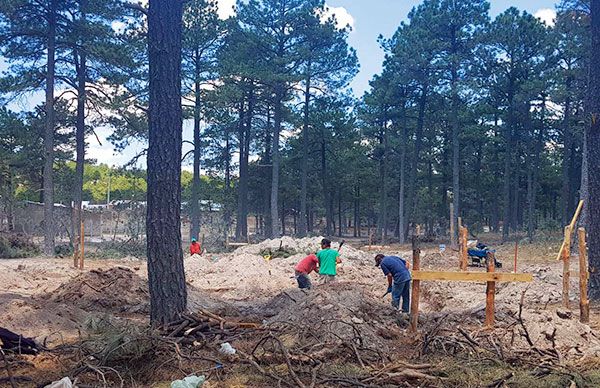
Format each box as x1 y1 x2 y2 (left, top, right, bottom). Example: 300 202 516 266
375 254 411 312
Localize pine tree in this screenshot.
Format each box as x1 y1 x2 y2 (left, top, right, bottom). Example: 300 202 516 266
146 0 187 325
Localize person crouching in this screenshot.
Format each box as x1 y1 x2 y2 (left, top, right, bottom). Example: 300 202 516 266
294 253 319 289
375 254 411 312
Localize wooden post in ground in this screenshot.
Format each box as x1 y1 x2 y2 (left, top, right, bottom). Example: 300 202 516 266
79 220 85 270
485 252 496 327
368 231 373 252
449 203 455 248
73 244 78 268
409 236 421 333
562 225 571 309
556 200 584 261
514 241 518 273
459 226 468 271
578 227 589 323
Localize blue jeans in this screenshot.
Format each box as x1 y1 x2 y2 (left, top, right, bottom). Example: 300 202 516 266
392 280 410 312
295 271 312 289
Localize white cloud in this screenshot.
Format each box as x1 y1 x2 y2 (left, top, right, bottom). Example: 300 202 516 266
534 8 556 27
322 5 355 31
216 0 236 20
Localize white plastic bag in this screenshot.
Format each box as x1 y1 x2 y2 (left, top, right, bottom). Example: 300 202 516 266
44 377 73 388
219 342 236 355
170 375 205 388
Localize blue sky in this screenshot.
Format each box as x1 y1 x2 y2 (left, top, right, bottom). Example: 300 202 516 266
327 0 558 96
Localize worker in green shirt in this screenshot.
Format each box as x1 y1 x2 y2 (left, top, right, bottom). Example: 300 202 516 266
317 238 341 283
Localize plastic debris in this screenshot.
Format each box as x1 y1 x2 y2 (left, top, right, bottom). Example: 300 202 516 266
44 377 73 388
170 375 205 388
219 342 236 355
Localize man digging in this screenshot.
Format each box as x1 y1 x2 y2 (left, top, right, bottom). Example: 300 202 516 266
317 238 342 283
294 253 319 289
375 254 411 314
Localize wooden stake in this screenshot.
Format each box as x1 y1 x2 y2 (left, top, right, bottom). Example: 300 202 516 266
409 236 421 333
578 227 589 323
562 225 571 309
459 226 468 271
79 220 85 270
368 231 372 252
485 252 496 327
556 200 584 261
514 241 518 273
449 203 455 248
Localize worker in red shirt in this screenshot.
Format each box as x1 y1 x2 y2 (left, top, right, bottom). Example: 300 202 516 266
190 238 202 256
294 253 319 289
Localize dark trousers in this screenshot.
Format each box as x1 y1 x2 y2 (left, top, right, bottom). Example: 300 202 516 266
295 271 312 289
392 280 410 312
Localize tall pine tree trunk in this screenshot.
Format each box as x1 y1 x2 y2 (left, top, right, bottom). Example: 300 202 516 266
235 104 245 240
190 53 201 241
236 90 252 241
270 84 283 237
561 81 573 226
407 88 427 239
263 107 272 237
146 0 186 325
398 112 408 244
299 68 311 237
72 44 86 259
223 129 232 238
354 185 360 238
321 131 332 236
451 66 460 247
503 82 515 241
528 98 546 241
43 0 57 256
587 0 600 299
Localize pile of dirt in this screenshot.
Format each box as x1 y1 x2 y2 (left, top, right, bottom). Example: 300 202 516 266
234 236 366 261
46 267 149 314
417 262 600 359
262 282 404 352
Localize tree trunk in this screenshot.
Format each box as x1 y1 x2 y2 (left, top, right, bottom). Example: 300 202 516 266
528 97 546 241
398 111 408 244
321 131 332 236
190 52 202 241
503 81 515 240
587 0 600 300
236 85 253 241
561 79 573 226
354 185 360 238
146 0 186 325
263 107 272 237
43 0 57 256
72 42 86 257
299 68 311 237
377 118 389 242
223 129 232 238
338 190 342 238
581 128 589 227
451 65 460 247
270 85 283 237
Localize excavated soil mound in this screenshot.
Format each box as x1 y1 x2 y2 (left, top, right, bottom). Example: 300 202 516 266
234 236 366 261
263 282 403 351
47 267 149 314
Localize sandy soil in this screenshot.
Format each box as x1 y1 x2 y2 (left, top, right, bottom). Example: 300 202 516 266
1 236 599 386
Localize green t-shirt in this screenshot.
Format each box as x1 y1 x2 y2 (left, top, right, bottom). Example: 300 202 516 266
317 248 339 276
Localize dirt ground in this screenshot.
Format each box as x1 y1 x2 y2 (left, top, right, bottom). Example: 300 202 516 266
2 235 600 387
